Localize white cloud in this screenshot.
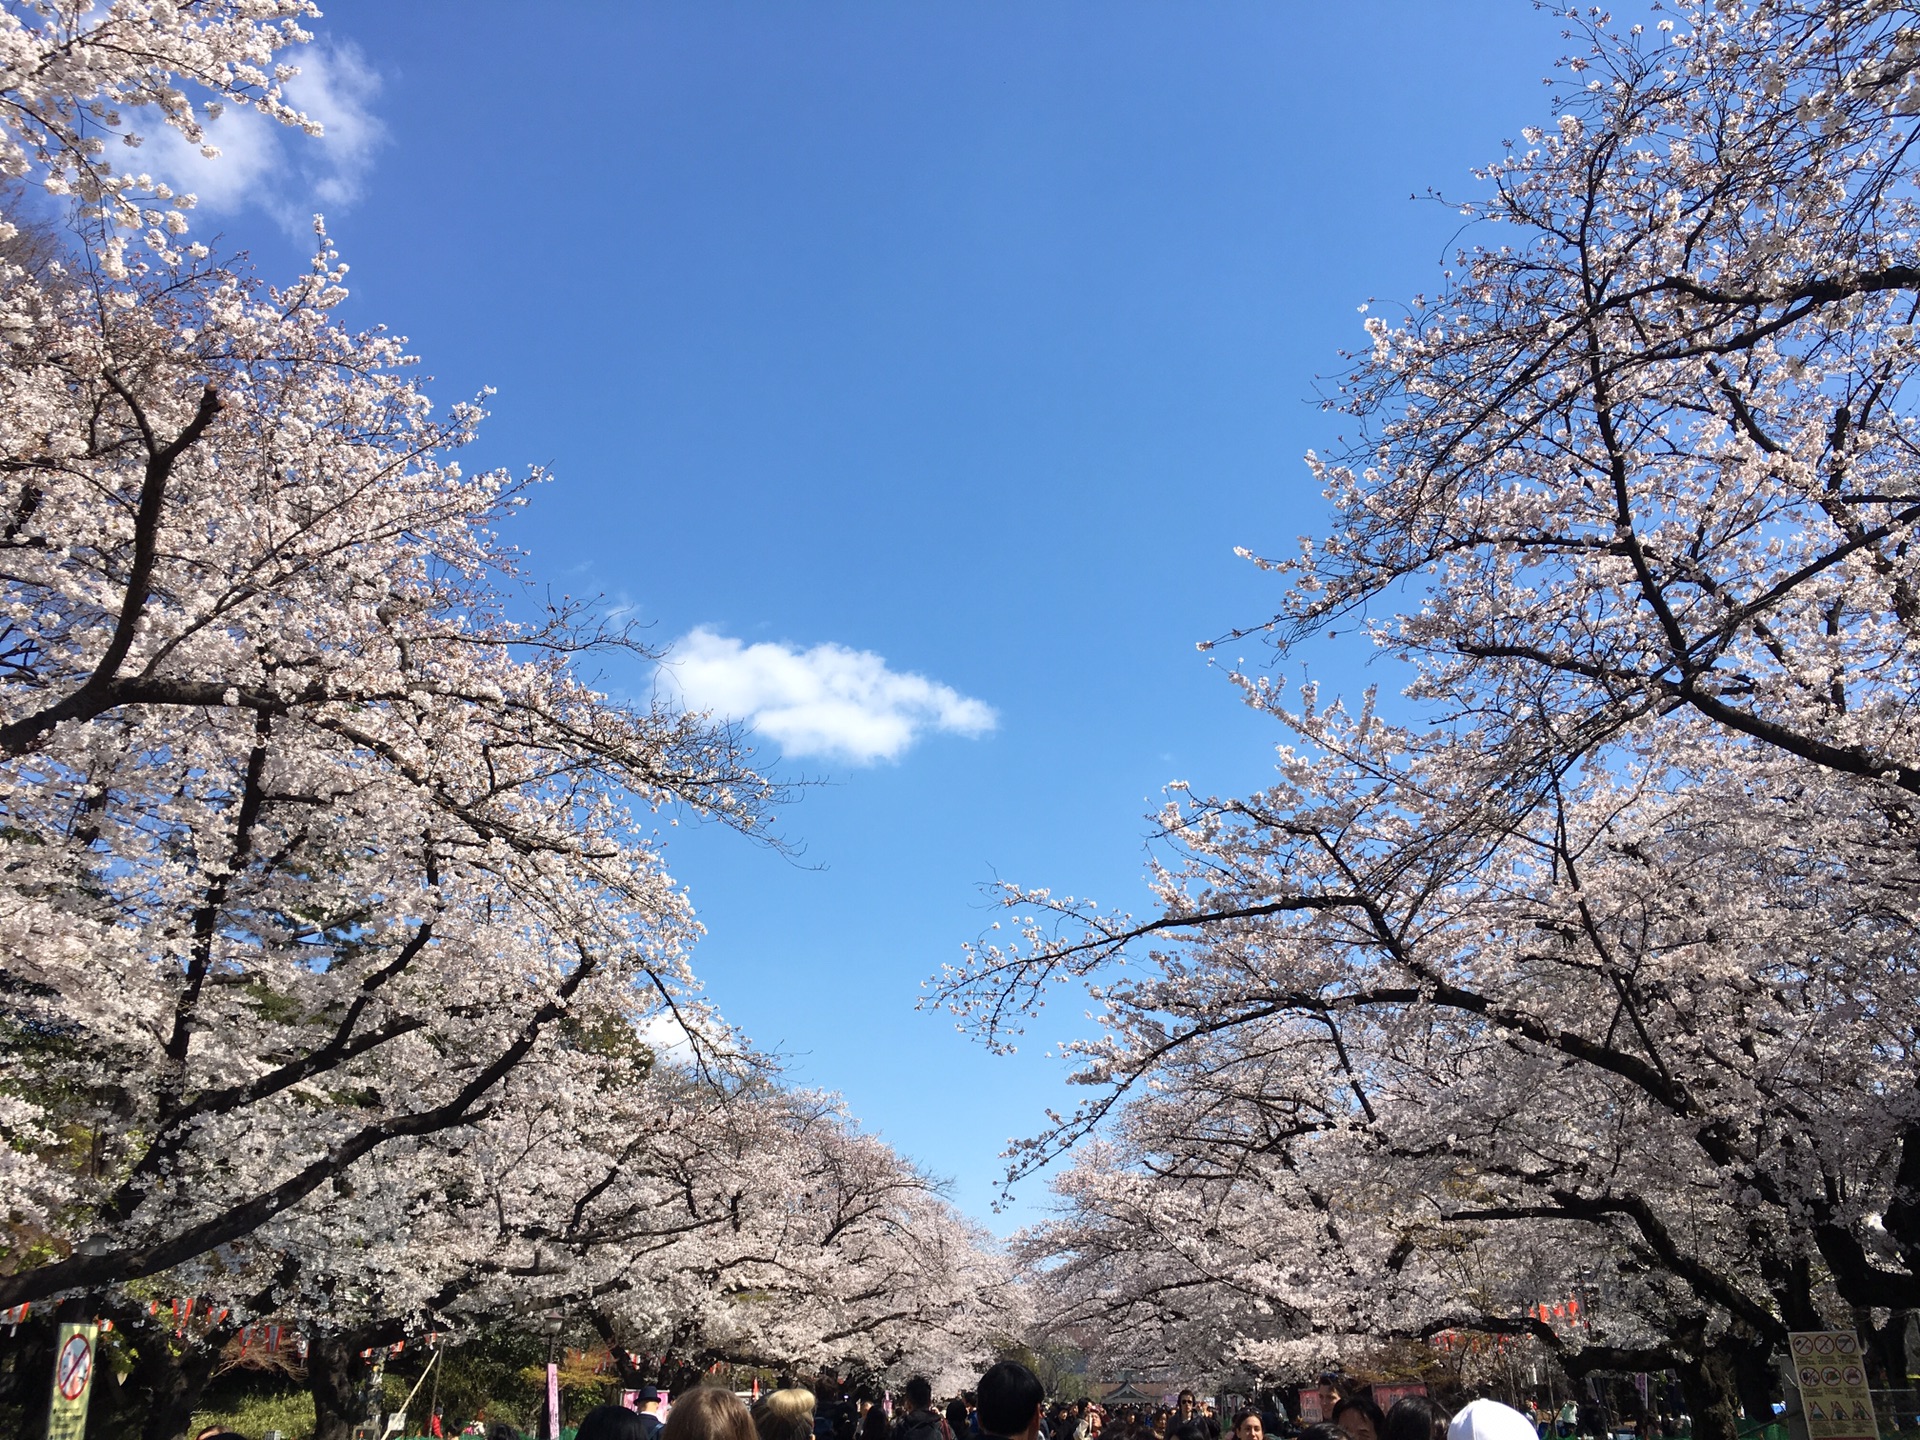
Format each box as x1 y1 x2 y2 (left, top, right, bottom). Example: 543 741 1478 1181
636 1011 699 1067
659 627 998 765
139 42 385 235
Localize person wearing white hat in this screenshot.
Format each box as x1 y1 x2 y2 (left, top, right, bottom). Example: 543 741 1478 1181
1447 1400 1541 1440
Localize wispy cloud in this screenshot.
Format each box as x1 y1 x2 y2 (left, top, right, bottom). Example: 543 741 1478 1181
140 42 385 235
659 627 997 765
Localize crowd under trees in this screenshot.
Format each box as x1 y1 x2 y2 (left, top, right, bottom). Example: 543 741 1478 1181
8 1 1920 1439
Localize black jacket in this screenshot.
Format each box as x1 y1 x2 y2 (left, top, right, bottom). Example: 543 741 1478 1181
895 1410 950 1440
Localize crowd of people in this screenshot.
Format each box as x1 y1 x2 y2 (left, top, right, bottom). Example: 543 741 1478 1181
538 1360 1563 1440
178 1356 1667 1440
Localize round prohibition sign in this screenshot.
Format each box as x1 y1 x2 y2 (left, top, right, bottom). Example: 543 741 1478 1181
55 1331 92 1401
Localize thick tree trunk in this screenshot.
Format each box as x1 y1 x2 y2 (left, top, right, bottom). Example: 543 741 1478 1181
131 1334 220 1440
588 1312 648 1389
0 1315 58 1438
1674 1344 1745 1440
1732 1337 1782 1426
1853 1307 1908 1388
309 1332 375 1440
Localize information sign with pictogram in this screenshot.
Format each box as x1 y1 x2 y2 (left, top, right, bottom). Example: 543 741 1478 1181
46 1321 98 1440
1789 1331 1879 1440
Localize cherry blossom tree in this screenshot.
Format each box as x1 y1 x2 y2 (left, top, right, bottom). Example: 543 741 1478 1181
934 4 1920 1431
0 0 781 1312
156 1061 1015 1439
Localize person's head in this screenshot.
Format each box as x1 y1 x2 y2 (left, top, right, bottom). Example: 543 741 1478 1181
1301 1425 1348 1440
1178 1396 1197 1420
581 1405 653 1440
756 1389 819 1440
665 1388 757 1440
907 1378 935 1412
1173 1421 1214 1440
1446 1402 1537 1440
1382 1398 1445 1440
977 1361 1045 1440
860 1403 894 1440
950 1401 973 1433
489 1425 523 1440
1235 1412 1266 1440
637 1387 664 1414
1333 1397 1384 1440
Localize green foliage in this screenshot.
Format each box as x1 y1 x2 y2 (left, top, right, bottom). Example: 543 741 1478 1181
239 978 310 1026
190 1387 316 1438
409 1328 559 1433
1000 1340 1091 1403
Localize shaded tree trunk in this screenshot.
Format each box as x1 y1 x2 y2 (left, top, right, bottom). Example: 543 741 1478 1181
1673 1346 1743 1440
0 1314 58 1439
589 1312 649 1389
130 1331 220 1440
1853 1307 1909 1389
310 1331 377 1440
1730 1332 1781 1427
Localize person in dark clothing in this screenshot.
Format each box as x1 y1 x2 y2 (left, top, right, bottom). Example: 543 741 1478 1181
895 1377 950 1440
1381 1399 1445 1440
823 1394 859 1440
581 1406 653 1440
950 1400 974 1439
630 1388 666 1440
977 1362 1045 1440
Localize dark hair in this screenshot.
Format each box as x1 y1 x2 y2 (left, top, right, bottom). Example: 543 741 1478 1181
1331 1399 1384 1436
1233 1416 1264 1436
667 1389 758 1440
950 1401 973 1434
908 1378 935 1410
1302 1426 1348 1440
1381 1399 1444 1440
1174 1423 1215 1440
860 1405 895 1440
978 1361 1045 1438
581 1406 652 1440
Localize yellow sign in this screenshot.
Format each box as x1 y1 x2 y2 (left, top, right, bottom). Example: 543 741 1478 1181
46 1321 97 1440
1789 1331 1879 1440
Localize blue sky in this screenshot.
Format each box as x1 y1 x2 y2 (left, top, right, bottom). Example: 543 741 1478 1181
172 1 1575 1230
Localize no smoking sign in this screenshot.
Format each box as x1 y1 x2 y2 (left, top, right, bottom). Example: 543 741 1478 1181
55 1330 92 1400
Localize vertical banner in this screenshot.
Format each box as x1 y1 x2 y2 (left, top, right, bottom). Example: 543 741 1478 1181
547 1361 561 1438
1789 1331 1880 1440
46 1321 98 1440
